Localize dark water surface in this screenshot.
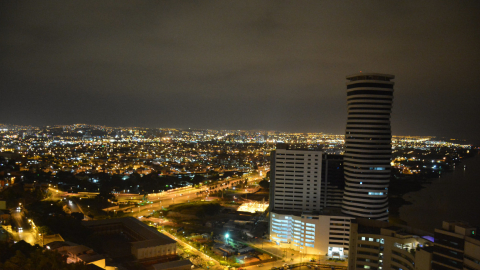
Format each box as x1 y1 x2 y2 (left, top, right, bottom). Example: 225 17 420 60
399 153 480 232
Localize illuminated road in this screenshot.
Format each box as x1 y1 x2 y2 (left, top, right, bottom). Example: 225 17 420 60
242 240 347 270
11 211 37 245
128 192 199 217
68 198 83 213
122 169 268 216
145 168 268 201
162 230 220 268
45 168 268 218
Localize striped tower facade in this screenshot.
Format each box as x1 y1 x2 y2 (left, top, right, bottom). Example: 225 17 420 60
341 73 394 221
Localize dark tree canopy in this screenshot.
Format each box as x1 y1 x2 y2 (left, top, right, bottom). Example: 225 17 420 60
0 241 88 270
259 179 270 190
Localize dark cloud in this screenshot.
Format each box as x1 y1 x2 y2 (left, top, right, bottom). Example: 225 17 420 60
1 1 479 141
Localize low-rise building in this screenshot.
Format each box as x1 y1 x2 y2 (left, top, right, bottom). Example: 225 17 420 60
270 208 353 257
82 217 177 260
150 260 193 270
45 241 111 270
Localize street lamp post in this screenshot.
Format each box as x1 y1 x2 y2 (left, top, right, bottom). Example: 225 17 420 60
225 233 229 245
38 233 44 246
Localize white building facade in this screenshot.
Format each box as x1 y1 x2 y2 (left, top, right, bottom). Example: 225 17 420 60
270 211 352 257
270 148 323 212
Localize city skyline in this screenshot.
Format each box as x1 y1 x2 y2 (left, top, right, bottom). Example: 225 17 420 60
1 1 480 142
0 122 474 145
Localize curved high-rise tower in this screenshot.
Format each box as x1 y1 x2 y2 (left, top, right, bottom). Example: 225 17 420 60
341 73 394 221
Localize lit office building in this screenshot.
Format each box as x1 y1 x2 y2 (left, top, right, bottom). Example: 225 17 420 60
270 210 353 257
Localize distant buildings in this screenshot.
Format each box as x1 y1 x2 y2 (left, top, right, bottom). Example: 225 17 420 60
342 73 395 221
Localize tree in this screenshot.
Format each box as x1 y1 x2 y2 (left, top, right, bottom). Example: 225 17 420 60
191 175 205 185
202 203 221 216
37 226 51 235
0 248 89 270
259 179 269 190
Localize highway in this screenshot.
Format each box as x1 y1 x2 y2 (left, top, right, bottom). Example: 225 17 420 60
146 168 267 201
111 168 268 217
46 167 267 203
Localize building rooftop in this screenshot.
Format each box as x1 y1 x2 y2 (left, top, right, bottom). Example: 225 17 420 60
346 73 395 81
63 245 92 255
275 144 322 151
83 217 176 247
272 207 350 218
151 260 192 270
77 253 105 264
354 218 433 238
442 220 475 230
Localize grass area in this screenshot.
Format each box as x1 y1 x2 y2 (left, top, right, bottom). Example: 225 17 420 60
0 227 12 242
164 201 222 217
74 197 113 218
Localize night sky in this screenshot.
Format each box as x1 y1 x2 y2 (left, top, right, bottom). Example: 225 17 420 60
1 1 479 142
